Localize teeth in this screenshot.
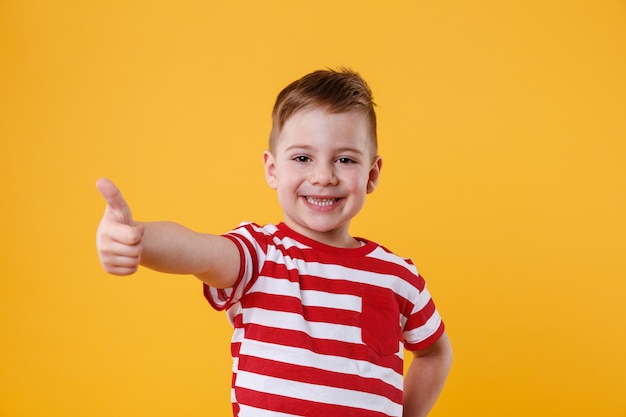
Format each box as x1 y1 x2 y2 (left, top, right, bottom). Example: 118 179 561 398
306 197 338 206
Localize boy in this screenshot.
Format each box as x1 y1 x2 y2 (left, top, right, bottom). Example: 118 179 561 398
96 68 452 417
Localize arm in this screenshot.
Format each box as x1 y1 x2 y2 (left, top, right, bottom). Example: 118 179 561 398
95 178 239 288
403 331 453 417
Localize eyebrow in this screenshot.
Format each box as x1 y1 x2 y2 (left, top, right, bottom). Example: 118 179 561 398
284 144 365 155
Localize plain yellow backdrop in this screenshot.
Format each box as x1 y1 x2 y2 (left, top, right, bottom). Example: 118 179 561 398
1 1 625 416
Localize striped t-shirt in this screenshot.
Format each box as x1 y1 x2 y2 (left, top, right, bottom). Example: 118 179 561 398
204 222 444 417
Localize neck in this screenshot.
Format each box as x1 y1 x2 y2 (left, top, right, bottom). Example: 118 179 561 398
283 222 359 248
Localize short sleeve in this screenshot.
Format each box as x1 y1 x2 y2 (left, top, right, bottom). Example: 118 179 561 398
203 222 268 311
403 276 445 351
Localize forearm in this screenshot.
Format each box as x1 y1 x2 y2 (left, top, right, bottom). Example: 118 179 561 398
139 221 239 287
403 333 453 417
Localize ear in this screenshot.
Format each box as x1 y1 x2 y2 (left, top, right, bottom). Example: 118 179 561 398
263 151 278 190
366 156 383 194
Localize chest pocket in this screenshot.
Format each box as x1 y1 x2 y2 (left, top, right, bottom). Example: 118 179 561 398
361 291 401 356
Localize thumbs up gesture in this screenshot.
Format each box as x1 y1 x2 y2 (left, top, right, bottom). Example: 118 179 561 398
96 178 145 275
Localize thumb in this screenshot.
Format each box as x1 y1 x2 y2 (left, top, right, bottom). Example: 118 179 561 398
96 177 133 225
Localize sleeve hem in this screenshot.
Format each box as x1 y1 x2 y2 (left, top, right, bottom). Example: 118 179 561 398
404 321 445 351
203 234 246 311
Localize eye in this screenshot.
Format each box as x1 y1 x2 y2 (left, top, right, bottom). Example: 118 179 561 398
293 155 311 163
336 157 356 164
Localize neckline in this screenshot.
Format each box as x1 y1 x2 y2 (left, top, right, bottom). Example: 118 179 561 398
276 222 377 257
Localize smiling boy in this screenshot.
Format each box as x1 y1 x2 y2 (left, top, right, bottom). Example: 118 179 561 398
96 68 452 417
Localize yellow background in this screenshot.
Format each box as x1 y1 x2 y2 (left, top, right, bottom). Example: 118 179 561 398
1 1 625 416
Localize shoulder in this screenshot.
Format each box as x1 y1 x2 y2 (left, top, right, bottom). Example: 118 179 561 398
353 239 431 296
225 222 277 244
224 222 308 257
362 239 419 273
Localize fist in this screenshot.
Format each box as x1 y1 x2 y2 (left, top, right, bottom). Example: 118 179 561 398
96 178 144 275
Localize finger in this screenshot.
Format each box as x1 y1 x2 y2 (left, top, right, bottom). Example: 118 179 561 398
102 264 141 276
100 222 144 246
98 248 141 274
99 235 143 258
98 242 142 275
96 178 133 224
104 253 142 268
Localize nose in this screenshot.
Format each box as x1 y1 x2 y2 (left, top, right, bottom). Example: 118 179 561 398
309 162 338 186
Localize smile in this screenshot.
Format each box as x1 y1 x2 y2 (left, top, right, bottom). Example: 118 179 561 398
305 196 339 206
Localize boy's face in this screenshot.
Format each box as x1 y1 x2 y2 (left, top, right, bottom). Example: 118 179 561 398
263 107 382 247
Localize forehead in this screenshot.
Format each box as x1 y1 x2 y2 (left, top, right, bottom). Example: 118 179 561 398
275 107 376 155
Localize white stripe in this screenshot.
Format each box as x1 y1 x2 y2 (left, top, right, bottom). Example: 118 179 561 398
248 276 297 298
301 289 361 311
290 258 418 296
235 370 402 416
405 312 442 343
242 308 361 344
271 233 309 250
414 287 432 311
239 338 403 390
249 278 362 311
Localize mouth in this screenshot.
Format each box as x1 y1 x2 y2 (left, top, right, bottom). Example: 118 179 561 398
305 196 340 207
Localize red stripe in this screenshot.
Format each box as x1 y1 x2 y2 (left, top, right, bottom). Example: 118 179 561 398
258 262 300 284
404 299 437 332
244 323 404 373
238 356 403 402
256 262 423 315
283 245 418 279
235 387 397 417
242 292 360 327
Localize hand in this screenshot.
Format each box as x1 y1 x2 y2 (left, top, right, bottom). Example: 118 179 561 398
95 178 144 275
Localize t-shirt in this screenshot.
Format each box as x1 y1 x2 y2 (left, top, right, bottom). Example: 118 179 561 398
204 222 444 417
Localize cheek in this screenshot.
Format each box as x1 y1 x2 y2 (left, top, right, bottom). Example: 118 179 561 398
276 172 301 194
350 172 371 191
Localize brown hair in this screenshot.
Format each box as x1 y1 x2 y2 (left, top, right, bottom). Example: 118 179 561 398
269 68 377 153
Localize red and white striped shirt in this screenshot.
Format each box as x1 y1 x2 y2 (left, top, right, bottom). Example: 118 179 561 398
204 222 444 417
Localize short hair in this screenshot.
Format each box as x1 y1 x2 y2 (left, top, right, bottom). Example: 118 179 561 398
269 68 377 154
